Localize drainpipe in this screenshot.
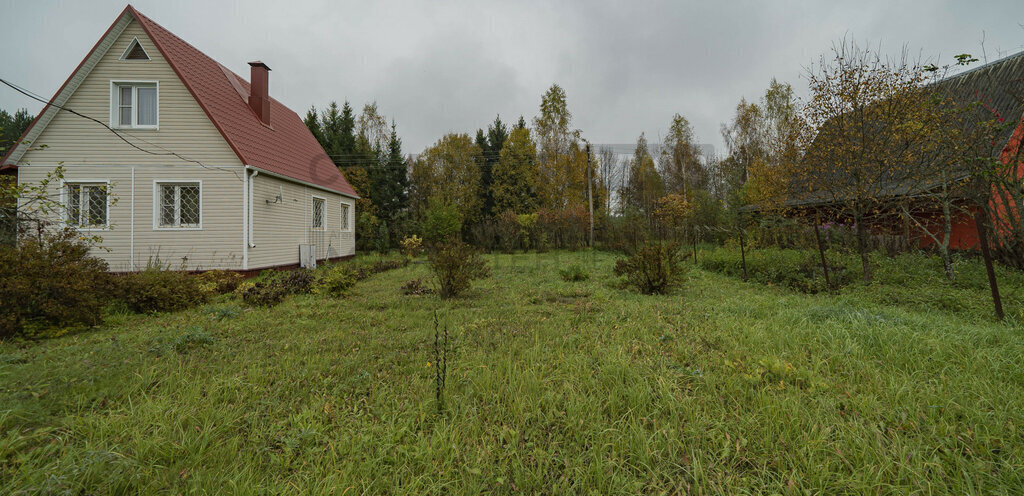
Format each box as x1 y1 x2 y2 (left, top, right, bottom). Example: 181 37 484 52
248 168 258 249
242 165 249 270
130 167 135 271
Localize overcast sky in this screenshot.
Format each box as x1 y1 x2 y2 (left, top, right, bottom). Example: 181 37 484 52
2 0 1023 156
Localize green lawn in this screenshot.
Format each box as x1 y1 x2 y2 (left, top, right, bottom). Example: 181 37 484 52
2 250 1023 494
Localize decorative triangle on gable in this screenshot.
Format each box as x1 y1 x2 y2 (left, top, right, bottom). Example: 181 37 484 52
120 37 150 60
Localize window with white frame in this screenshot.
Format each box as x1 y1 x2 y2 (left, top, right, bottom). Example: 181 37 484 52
112 82 157 128
312 197 325 230
157 182 201 228
65 182 108 228
340 203 351 231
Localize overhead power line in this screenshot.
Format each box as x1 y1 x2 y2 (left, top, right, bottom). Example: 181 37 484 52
0 77 240 178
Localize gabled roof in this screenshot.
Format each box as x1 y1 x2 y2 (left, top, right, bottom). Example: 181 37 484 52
785 51 1024 208
2 5 357 198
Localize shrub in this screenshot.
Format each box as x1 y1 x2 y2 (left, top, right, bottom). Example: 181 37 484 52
537 207 588 250
428 238 491 298
238 269 315 306
699 247 856 293
517 213 541 251
0 229 110 338
375 220 391 255
401 235 424 258
357 212 380 252
115 268 207 314
196 270 243 296
401 278 433 296
613 241 686 295
369 258 409 274
469 218 498 252
423 199 461 244
601 209 649 253
494 211 523 252
279 269 315 294
239 280 289 307
315 265 357 297
559 263 590 282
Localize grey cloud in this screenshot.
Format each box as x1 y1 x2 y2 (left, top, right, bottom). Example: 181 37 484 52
2 0 1022 155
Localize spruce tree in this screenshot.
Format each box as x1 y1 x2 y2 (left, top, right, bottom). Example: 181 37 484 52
303 106 323 147
368 122 410 244
474 115 508 217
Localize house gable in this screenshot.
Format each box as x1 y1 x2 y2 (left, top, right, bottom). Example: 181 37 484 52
11 14 241 167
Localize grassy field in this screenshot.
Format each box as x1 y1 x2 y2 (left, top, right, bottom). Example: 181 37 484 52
2 250 1023 494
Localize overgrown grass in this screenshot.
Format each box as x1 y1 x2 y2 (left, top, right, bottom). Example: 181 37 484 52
1 251 1023 493
699 246 1024 323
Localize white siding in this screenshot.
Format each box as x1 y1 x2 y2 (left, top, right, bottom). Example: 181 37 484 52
18 164 245 271
17 20 240 166
14 18 353 271
248 173 355 269
14 18 247 271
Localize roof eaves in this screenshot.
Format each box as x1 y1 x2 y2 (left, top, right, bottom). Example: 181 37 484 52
1 5 135 167
248 165 360 199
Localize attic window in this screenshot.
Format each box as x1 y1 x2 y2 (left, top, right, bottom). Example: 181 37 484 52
120 38 150 61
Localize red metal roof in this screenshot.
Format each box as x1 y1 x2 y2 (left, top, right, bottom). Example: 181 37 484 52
130 7 356 197
2 5 356 197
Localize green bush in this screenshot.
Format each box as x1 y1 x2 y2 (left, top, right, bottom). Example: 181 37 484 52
279 269 316 294
0 229 110 338
428 238 491 298
237 269 315 306
375 220 391 254
699 247 857 293
614 241 686 295
238 279 289 307
369 258 409 274
196 270 243 296
401 235 423 258
559 263 590 282
115 268 207 314
356 212 380 252
423 199 462 244
315 265 357 298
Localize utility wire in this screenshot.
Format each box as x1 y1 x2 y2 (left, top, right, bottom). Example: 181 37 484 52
0 74 696 177
1 77 241 179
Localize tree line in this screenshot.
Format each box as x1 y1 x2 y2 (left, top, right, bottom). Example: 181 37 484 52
304 39 1022 298
303 85 724 252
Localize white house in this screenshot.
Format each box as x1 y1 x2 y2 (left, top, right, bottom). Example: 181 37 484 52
1 5 358 271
